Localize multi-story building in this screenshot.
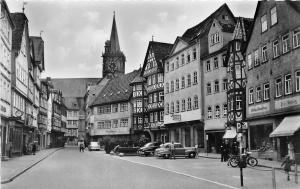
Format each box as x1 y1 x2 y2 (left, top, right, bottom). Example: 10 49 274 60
39 79 49 149
202 17 236 153
245 1 300 162
0 0 14 159
141 41 173 143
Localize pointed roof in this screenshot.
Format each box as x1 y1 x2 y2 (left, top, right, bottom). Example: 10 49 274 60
30 36 45 71
109 12 121 53
10 12 28 51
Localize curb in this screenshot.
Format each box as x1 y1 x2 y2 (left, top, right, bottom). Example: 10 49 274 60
197 155 221 159
1 148 63 184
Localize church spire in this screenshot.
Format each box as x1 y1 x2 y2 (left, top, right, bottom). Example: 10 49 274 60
110 11 120 53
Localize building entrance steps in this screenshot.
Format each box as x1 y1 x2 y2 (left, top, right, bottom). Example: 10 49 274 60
1 148 63 184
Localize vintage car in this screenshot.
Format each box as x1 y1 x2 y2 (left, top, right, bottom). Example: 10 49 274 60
154 142 197 159
88 142 101 151
137 142 161 156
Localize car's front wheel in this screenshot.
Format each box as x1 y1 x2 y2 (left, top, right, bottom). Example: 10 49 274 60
164 154 170 159
189 152 196 158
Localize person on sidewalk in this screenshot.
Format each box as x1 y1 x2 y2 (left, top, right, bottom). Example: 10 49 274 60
169 141 175 159
78 141 85 152
220 141 228 162
281 155 294 181
32 142 37 155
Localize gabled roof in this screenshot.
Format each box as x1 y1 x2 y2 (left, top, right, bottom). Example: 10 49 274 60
141 41 173 75
182 3 235 41
91 70 140 106
1 0 15 29
219 22 235 33
30 36 45 71
130 71 145 85
168 36 190 56
10 13 28 51
51 78 100 97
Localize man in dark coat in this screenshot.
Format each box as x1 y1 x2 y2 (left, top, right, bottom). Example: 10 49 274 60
32 142 37 155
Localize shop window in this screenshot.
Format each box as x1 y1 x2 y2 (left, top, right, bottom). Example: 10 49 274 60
250 125 273 151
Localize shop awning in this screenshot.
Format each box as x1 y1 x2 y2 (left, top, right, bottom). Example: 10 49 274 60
270 115 300 137
223 128 237 139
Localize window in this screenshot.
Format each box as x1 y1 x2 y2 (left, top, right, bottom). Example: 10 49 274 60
207 106 212 119
223 104 227 117
148 77 152 86
112 104 118 113
171 102 174 114
166 83 169 93
293 30 300 48
138 117 143 124
176 100 180 113
159 92 164 102
154 112 158 122
254 50 259 66
160 111 164 122
181 54 185 66
149 94 153 104
152 74 157 84
222 79 228 91
187 98 191 110
153 93 157 103
175 57 179 69
105 121 111 129
193 48 197 60
120 119 128 127
181 77 185 89
263 83 270 100
194 96 198 109
285 74 292 95
236 96 241 110
282 34 290 54
206 60 211 72
214 57 219 69
150 113 153 122
207 83 211 95
262 45 268 62
181 99 186 112
158 73 163 83
275 78 282 97
171 81 174 92
249 88 254 104
105 105 111 113
271 6 277 26
98 122 104 129
247 54 253 69
296 71 300 92
175 79 179 91
261 14 267 32
165 103 169 115
120 103 128 112
273 40 279 58
215 105 220 119
187 74 191 87
256 86 262 102
214 80 219 93
193 72 198 84
113 120 118 128
165 62 169 73
171 62 174 71
187 53 191 63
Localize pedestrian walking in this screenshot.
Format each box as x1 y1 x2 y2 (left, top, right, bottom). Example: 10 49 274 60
32 142 37 155
220 141 229 162
79 141 85 152
281 155 294 181
169 141 175 159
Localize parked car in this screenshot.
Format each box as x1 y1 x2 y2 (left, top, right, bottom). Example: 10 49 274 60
88 142 101 151
137 142 161 156
155 142 197 159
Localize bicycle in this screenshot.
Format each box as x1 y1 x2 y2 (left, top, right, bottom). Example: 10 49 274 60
228 151 258 167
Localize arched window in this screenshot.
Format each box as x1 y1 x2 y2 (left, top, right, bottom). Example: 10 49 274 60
215 105 220 118
187 97 192 110
194 96 198 109
181 99 186 112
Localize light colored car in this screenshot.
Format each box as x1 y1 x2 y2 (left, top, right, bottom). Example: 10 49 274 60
154 142 197 159
88 142 101 151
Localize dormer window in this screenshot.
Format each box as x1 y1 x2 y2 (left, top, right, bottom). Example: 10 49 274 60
222 15 229 20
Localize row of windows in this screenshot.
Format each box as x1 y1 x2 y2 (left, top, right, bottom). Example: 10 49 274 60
67 120 78 126
249 71 300 104
165 96 199 114
133 116 148 124
97 119 129 129
148 92 164 104
16 64 27 85
149 111 164 123
147 73 163 86
210 32 220 45
13 92 25 112
67 111 78 117
165 48 197 73
165 72 198 93
248 29 300 69
207 104 227 119
96 103 128 115
206 79 228 95
261 6 277 33
206 55 226 72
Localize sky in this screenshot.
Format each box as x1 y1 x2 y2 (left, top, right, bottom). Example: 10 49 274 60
7 0 257 79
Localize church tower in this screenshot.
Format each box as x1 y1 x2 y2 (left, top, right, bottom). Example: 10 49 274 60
102 12 126 78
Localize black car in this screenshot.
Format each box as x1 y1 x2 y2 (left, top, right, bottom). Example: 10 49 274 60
137 142 161 156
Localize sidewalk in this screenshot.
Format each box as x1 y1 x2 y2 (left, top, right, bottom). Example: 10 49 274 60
1 148 62 184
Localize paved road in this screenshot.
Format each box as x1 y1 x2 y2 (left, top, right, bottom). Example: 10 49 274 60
2 147 298 189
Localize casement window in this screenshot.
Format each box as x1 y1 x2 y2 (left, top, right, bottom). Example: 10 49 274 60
158 73 163 83
171 81 174 92
112 104 118 113
150 113 153 122
273 40 279 58
175 57 179 69
120 103 128 112
105 105 111 113
176 100 180 113
207 106 212 119
193 48 197 60
293 29 300 48
285 74 292 95
159 92 164 102
207 83 212 95
193 72 198 84
236 96 242 110
166 83 169 93
160 111 164 122
254 50 259 66
171 102 174 114
138 117 143 124
148 94 152 104
206 60 211 72
154 112 158 122
187 53 191 63
148 77 152 86
263 83 270 100
214 57 219 69
214 80 219 93
275 78 282 97
181 99 186 112
187 97 192 110
181 54 185 66
247 54 253 69
271 6 277 26
222 79 228 91
165 103 169 115
282 34 290 54
187 74 191 87
223 104 227 117
261 14 267 32
113 120 118 128
153 93 157 103
97 122 104 129
165 62 169 73
249 88 254 104
181 77 185 89
105 121 111 129
262 45 268 62
175 79 180 91
296 71 300 92
215 105 220 119
256 86 262 102
194 96 199 109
